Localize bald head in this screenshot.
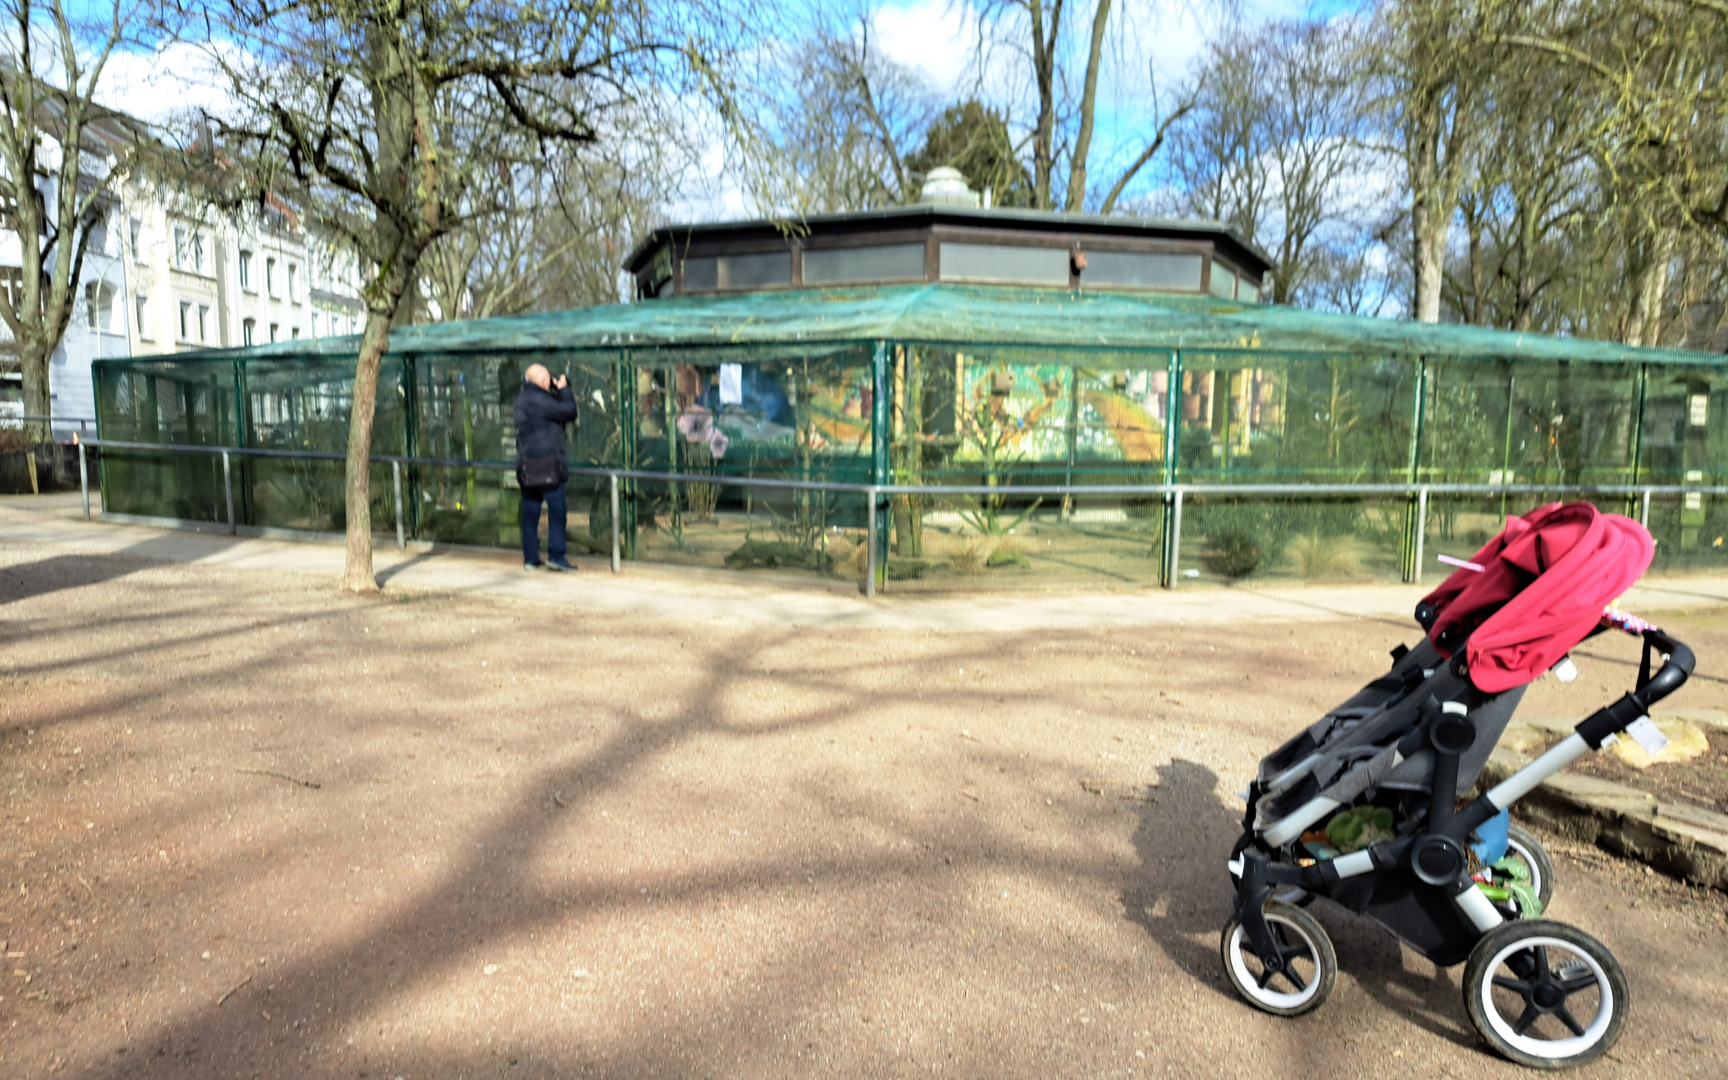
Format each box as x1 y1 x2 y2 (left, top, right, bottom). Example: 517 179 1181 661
525 364 551 391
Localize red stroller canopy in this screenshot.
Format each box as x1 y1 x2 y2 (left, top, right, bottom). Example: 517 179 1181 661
1422 502 1654 692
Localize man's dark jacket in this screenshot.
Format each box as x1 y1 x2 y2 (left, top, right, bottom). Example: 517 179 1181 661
514 381 578 486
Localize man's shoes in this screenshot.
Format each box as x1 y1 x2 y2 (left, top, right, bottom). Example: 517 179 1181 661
546 559 576 573
524 561 543 571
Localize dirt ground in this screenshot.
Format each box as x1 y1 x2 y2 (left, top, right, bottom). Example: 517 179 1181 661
1570 728 1728 813
3 542 1728 1080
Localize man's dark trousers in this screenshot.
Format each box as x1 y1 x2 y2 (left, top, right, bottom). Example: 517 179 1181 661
521 482 567 566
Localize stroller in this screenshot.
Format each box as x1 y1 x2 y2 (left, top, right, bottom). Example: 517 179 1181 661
1223 503 1694 1069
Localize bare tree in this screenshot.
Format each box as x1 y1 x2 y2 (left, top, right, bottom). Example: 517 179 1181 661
1441 39 1598 332
1369 0 1493 324
419 119 679 320
0 0 146 441
739 9 935 215
970 0 1205 212
179 0 730 593
1162 19 1374 304
1479 0 1728 344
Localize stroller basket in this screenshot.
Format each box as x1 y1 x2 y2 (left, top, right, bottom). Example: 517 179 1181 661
1219 503 1694 1070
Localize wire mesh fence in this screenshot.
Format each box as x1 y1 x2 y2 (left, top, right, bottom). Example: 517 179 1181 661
77 437 1728 597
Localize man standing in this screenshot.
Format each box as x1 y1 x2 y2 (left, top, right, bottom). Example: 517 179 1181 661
514 363 578 571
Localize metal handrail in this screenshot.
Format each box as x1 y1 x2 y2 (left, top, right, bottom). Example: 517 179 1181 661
77 436 1724 597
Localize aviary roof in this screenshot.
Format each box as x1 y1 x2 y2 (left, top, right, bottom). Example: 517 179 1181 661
622 204 1275 279
107 283 1723 368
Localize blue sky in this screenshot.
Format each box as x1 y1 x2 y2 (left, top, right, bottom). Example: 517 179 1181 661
855 0 1358 207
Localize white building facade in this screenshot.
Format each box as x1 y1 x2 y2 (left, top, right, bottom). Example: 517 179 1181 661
2 168 365 436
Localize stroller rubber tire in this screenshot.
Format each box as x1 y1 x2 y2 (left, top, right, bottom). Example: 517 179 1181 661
1505 823 1556 913
1220 900 1336 1017
1463 919 1628 1069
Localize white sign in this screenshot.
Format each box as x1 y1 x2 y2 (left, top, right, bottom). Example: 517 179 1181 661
719 363 743 405
1624 716 1668 757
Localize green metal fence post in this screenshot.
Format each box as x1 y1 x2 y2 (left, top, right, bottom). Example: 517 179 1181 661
871 340 891 592
232 358 250 527
402 355 421 541
1628 364 1649 521
617 350 637 560
1401 357 1429 583
1160 350 1183 587
393 460 405 549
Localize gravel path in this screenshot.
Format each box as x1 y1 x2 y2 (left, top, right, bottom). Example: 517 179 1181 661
2 509 1727 1079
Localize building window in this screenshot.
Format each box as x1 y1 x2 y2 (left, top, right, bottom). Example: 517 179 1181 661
197 304 210 342
135 294 150 339
1082 251 1204 292
173 226 187 269
291 325 300 339
802 244 925 286
309 312 318 336
287 263 299 303
0 190 17 230
1209 259 1238 300
191 232 205 273
268 322 279 342
1689 393 1709 427
266 257 277 297
243 317 255 346
938 243 1069 286
84 281 115 330
129 217 143 262
239 250 252 291
681 252 792 292
178 300 190 339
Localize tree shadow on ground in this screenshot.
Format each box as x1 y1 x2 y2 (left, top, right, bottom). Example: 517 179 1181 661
0 535 202 606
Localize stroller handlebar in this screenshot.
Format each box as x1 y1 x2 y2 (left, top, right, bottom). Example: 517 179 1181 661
1569 627 1694 750
1636 628 1694 707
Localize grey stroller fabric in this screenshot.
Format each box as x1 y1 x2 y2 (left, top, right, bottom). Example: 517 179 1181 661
1253 639 1526 834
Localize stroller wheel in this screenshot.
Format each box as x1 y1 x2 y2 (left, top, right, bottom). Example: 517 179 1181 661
1220 900 1336 1016
1463 920 1628 1069
1505 824 1556 913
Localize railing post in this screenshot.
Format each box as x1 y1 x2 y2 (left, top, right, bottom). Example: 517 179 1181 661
609 472 621 574
393 460 406 550
222 450 235 535
78 439 90 519
1163 487 1184 589
1641 488 1652 528
863 487 878 597
1413 487 1429 584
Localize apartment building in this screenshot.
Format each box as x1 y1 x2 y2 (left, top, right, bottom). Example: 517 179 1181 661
3 183 365 437
120 192 365 357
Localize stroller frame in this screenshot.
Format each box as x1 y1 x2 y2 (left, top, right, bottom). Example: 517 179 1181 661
1224 623 1694 1068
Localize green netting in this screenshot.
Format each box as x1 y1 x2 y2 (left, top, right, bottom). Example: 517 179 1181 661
134 283 1720 367
91 282 1728 587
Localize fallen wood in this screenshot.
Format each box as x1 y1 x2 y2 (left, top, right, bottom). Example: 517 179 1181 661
217 974 253 1007
235 767 320 789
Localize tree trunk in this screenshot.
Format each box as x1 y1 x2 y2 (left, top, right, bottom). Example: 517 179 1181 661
1064 0 1113 212
340 311 396 593
1029 1 1057 209
1622 229 1673 346
19 340 51 445
1411 211 1446 323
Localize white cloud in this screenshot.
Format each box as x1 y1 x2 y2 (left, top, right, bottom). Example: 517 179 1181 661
95 41 240 129
873 0 978 94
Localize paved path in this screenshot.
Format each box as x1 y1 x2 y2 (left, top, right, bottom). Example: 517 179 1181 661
5 493 1728 1079
7 494 1728 632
